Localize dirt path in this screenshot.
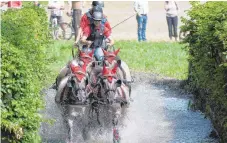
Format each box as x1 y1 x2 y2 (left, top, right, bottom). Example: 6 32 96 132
61 1 191 41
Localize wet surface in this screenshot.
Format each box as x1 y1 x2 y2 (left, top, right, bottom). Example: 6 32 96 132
40 74 218 143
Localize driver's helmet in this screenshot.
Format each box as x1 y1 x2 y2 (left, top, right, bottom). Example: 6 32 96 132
92 1 104 8
92 5 103 13
92 11 103 21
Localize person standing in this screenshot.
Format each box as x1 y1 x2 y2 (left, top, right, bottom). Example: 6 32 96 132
134 0 149 42
71 1 83 41
34 1 41 7
0 1 8 12
7 1 22 9
48 1 66 34
165 1 179 41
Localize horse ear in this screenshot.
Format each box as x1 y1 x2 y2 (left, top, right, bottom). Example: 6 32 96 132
102 48 108 56
114 48 120 56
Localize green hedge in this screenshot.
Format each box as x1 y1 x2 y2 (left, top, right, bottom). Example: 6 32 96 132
1 5 51 142
181 2 227 142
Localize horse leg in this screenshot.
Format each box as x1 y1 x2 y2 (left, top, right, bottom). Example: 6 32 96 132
95 104 101 125
88 104 93 119
63 115 74 143
112 108 120 126
82 123 90 141
112 103 121 143
63 106 77 143
82 109 91 141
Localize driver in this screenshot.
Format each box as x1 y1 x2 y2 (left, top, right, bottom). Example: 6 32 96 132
75 1 112 43
80 11 114 61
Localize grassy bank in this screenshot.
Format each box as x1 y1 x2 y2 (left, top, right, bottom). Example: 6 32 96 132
115 40 188 80
45 40 188 86
44 40 73 86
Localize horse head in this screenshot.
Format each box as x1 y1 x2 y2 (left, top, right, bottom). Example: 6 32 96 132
78 49 94 66
68 60 88 103
102 48 120 66
101 62 122 105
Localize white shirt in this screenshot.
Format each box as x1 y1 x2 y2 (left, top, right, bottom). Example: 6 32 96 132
134 0 149 15
48 0 64 16
164 1 179 17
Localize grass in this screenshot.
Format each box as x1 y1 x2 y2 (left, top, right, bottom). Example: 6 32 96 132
44 40 73 86
115 40 188 80
45 40 188 86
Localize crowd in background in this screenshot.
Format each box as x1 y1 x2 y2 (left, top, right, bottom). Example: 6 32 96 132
0 1 180 42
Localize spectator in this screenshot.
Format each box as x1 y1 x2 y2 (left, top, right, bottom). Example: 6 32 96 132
134 0 149 42
48 1 66 32
34 1 41 7
0 1 8 12
7 1 22 9
164 1 179 41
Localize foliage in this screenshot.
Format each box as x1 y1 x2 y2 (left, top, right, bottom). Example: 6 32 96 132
181 2 227 142
1 5 51 142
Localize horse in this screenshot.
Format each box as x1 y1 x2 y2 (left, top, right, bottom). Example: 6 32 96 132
100 62 130 142
83 61 130 142
55 61 90 143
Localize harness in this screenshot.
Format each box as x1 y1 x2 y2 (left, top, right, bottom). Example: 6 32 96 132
87 23 105 48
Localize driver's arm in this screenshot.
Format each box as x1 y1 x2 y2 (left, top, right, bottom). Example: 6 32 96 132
80 35 92 46
80 26 92 45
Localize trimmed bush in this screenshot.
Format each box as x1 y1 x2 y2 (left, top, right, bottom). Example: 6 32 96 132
1 5 51 142
181 2 227 142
